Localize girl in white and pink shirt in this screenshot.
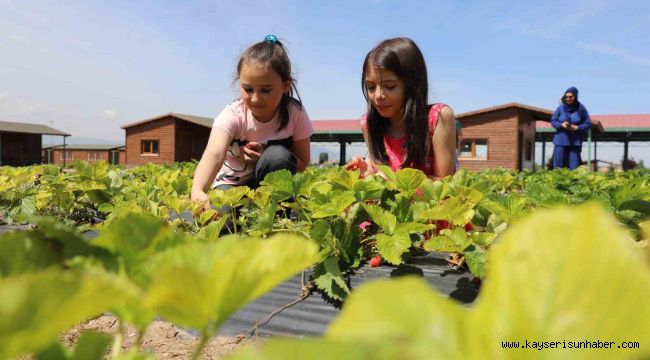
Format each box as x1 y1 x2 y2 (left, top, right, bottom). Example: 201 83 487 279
191 35 313 207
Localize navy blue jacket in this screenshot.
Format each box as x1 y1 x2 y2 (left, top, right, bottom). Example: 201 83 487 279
551 103 591 146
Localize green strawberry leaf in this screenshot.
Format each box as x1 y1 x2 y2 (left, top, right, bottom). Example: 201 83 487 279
0 269 137 359
619 199 650 215
313 257 350 301
311 191 356 219
143 234 319 335
260 170 294 202
394 168 426 196
394 222 433 234
417 179 449 203
362 204 397 235
463 245 487 278
424 228 472 253
376 232 412 265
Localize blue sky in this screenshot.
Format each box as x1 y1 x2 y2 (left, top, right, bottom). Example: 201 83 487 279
1 0 649 163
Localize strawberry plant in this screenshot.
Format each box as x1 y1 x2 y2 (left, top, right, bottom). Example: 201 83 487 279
229 204 650 359
0 213 319 359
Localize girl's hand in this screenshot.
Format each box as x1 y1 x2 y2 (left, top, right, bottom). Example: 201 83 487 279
344 156 376 178
561 121 570 129
345 156 367 171
569 124 579 131
243 142 264 164
191 190 211 211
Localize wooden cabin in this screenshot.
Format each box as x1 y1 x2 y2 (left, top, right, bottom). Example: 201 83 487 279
42 144 125 165
121 113 212 166
0 120 69 166
455 103 552 171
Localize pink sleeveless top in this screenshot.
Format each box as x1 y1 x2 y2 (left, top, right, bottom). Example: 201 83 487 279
361 103 448 175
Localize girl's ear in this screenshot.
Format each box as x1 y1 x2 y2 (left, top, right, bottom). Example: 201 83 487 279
283 80 291 94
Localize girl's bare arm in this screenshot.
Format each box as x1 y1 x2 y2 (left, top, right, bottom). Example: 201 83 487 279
431 106 457 179
191 127 233 202
292 137 311 171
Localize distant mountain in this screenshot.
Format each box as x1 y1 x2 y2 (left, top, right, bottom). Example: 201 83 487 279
310 143 367 164
42 135 123 146
42 135 365 163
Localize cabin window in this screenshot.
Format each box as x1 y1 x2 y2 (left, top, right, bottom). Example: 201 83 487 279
141 140 159 155
459 139 488 159
88 152 102 161
60 151 74 161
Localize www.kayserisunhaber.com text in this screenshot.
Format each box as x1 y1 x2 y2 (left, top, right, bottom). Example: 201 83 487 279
501 340 640 350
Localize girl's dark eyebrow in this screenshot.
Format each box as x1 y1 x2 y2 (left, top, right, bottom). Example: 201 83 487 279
241 83 274 87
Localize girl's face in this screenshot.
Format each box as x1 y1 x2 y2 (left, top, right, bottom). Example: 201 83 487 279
364 66 406 123
239 63 289 122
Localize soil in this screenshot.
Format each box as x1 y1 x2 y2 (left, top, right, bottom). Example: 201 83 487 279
60 314 255 359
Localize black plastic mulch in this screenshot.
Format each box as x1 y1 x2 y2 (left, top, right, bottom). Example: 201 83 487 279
217 252 478 338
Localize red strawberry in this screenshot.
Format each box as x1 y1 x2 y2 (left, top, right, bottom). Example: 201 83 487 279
369 256 382 267
344 157 361 171
359 220 372 232
464 222 475 232
435 220 450 235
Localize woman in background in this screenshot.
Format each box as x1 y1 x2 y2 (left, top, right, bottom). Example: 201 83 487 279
551 86 591 170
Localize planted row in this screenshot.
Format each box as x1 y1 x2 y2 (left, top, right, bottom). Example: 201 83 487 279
0 214 319 359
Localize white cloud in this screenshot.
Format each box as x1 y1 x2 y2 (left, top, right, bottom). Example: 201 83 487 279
498 1 650 68
0 1 224 140
577 41 650 67
102 110 119 121
498 1 610 39
0 93 122 140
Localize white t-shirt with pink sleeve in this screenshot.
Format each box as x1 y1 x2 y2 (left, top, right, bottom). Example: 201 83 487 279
211 99 313 187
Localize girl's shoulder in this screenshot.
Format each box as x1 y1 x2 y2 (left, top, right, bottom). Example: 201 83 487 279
429 103 451 120
360 113 368 129
231 98 246 110
430 103 449 112
220 99 246 119
214 99 245 126
428 103 451 132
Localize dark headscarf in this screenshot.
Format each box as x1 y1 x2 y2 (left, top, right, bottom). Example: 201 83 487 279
562 86 580 112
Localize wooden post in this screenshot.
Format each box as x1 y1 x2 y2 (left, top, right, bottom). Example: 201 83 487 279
587 128 592 172
63 136 67 167
594 140 597 170
541 140 546 170
623 136 629 170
